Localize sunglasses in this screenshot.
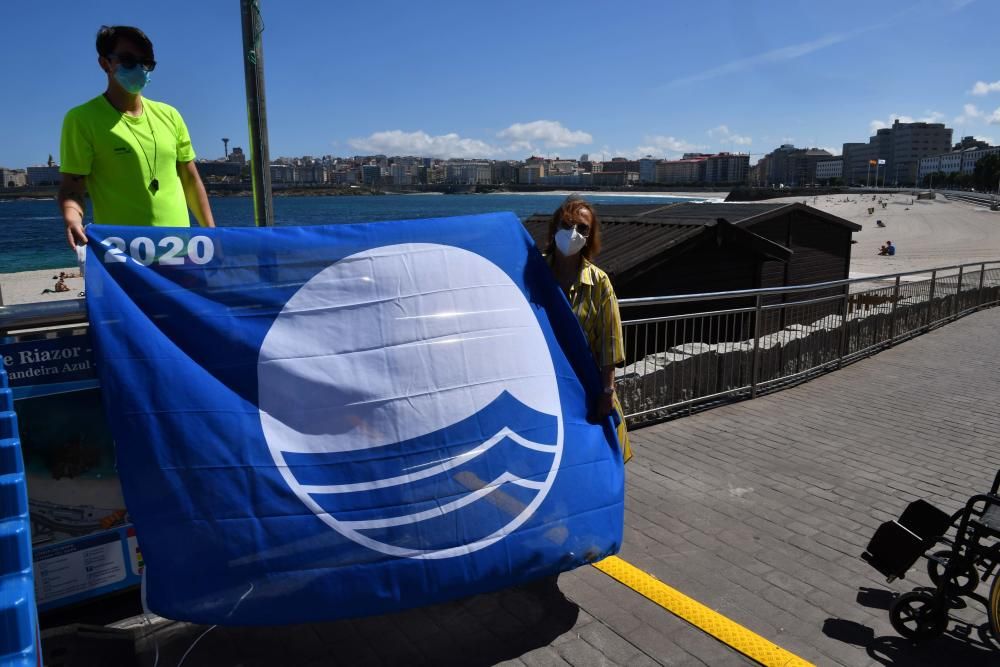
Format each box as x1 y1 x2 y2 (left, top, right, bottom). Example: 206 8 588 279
560 219 591 237
110 52 156 72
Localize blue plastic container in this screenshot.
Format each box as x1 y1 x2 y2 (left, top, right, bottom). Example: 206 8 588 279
0 367 40 666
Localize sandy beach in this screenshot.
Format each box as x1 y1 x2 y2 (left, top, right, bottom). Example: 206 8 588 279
1 267 85 306
2 194 998 307
763 192 1000 277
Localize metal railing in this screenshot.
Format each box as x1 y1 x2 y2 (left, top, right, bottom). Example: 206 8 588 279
616 261 1000 425
2 261 1000 428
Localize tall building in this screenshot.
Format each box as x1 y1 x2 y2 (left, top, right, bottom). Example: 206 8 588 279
842 120 952 186
389 163 411 186
841 142 874 186
758 145 830 186
889 121 953 185
702 153 750 184
655 158 704 185
761 144 796 185
638 157 658 184
361 164 382 186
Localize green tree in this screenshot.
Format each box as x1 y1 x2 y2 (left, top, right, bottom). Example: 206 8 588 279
973 154 1000 192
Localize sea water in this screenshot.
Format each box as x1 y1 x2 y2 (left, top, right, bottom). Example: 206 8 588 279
0 192 708 273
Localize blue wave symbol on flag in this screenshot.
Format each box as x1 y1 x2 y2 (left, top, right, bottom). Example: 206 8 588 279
281 391 559 556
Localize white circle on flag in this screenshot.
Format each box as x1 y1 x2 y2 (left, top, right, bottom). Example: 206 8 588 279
258 243 563 559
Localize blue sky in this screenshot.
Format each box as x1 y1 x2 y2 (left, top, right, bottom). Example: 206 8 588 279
2 0 998 168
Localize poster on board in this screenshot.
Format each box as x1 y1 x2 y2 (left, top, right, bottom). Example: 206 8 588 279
2 329 141 610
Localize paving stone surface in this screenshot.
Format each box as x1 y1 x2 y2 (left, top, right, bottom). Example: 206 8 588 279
119 308 1000 665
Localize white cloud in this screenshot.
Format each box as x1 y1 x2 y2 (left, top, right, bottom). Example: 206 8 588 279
708 125 752 146
346 120 593 159
869 111 945 134
347 130 496 159
975 136 996 145
631 135 705 159
955 103 985 124
990 108 1000 125
971 80 1000 96
497 120 592 151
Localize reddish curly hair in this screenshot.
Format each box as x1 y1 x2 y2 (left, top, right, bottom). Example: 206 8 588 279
545 198 602 259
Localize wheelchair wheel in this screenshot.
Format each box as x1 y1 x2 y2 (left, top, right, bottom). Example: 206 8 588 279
890 591 948 640
927 550 979 595
990 575 1000 643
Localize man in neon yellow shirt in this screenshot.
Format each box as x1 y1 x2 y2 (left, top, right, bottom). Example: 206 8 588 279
58 25 215 249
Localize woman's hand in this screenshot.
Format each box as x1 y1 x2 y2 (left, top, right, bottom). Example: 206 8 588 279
596 392 614 418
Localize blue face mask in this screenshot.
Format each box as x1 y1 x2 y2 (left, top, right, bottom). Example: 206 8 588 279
114 64 151 95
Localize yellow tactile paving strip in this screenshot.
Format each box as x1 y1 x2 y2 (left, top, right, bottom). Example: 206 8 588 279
592 556 815 667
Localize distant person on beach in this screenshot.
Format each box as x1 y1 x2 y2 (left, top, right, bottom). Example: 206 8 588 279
878 241 896 256
57 25 215 250
42 277 70 294
544 197 632 463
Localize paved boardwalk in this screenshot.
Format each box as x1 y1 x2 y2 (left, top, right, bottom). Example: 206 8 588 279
118 308 1000 666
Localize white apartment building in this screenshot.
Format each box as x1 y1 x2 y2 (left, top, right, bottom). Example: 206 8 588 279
390 163 412 186
918 146 999 181
445 162 491 184
547 160 577 175
815 159 843 181
960 146 1000 174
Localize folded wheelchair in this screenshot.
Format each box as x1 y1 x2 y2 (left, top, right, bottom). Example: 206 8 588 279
861 469 1000 641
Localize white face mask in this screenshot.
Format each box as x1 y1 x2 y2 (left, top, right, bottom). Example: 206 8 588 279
555 227 587 256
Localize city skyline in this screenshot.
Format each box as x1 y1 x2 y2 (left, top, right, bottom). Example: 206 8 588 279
2 1 999 169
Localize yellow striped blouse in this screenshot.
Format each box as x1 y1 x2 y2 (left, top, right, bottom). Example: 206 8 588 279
564 258 625 369
549 255 632 462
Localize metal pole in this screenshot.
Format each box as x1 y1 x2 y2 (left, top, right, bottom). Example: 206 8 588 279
838 289 850 368
889 275 901 343
866 162 871 188
926 269 937 329
977 262 986 309
241 0 274 227
750 295 762 399
954 266 964 318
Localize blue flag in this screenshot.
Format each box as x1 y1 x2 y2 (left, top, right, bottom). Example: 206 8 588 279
85 213 624 625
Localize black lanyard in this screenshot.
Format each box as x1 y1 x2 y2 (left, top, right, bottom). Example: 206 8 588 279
106 93 159 192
